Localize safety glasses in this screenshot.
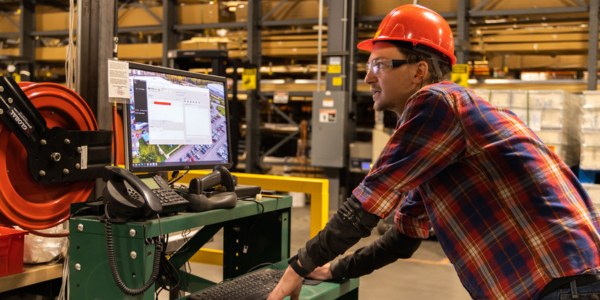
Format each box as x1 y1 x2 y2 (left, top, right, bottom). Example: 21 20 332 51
366 59 408 76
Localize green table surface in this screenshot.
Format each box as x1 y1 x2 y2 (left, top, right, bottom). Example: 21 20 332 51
70 197 292 238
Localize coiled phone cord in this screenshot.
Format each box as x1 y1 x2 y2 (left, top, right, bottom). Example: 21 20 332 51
105 215 162 296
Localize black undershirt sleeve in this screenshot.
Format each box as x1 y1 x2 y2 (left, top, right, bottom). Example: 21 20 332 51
329 224 422 279
296 195 422 277
297 195 380 272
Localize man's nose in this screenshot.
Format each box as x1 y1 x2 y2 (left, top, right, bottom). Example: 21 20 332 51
364 70 376 84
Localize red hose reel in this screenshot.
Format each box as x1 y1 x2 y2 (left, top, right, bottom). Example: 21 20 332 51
0 82 97 230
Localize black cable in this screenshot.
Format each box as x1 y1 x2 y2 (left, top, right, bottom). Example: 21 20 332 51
171 171 180 182
169 170 189 185
155 221 201 298
155 216 180 293
246 262 277 274
155 287 163 299
239 199 265 254
69 206 92 218
173 184 190 196
181 229 192 289
104 202 114 223
239 199 265 214
155 234 182 295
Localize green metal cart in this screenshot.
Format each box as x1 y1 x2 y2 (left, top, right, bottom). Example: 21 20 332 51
68 196 358 300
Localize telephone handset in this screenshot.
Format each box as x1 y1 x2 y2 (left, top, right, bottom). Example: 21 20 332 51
102 166 162 221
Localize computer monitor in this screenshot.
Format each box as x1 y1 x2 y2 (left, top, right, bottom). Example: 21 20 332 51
125 62 232 173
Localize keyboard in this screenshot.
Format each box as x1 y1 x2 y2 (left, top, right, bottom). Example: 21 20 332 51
189 268 285 300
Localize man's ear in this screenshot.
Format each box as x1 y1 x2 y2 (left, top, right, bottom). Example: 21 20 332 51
415 69 423 78
413 61 429 82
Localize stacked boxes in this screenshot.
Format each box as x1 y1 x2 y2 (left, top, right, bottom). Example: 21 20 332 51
582 184 600 210
473 89 582 166
513 90 582 167
581 92 600 171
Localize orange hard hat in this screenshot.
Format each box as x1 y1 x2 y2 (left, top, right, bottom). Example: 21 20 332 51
357 4 456 66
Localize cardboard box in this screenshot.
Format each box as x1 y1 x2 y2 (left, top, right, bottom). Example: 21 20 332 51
535 130 568 145
489 55 591 70
511 90 566 109
0 14 20 34
582 184 600 210
117 44 162 60
235 3 248 22
261 0 328 20
583 91 600 109
179 3 235 24
36 41 225 61
36 6 162 31
581 146 600 170
472 0 583 10
0 48 20 56
35 11 76 31
33 2 233 32
360 0 460 16
35 46 68 61
178 41 227 50
583 110 600 131
583 132 600 147
360 0 575 16
118 6 162 27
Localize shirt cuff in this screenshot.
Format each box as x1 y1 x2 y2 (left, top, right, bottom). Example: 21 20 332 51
395 212 430 239
329 260 345 280
297 247 317 273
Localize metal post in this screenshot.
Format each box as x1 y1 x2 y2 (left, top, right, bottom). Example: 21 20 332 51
163 0 177 67
76 0 98 108
18 0 34 78
75 0 115 128
245 0 262 173
588 0 598 90
344 0 360 209
317 0 324 92
76 0 116 198
456 0 470 64
230 60 241 170
325 0 345 92
96 0 116 131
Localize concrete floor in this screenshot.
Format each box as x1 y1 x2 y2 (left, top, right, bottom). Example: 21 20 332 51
161 205 472 300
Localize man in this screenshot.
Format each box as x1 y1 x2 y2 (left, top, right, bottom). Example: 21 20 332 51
268 5 600 300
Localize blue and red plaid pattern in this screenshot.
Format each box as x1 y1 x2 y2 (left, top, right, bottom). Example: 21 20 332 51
353 81 600 300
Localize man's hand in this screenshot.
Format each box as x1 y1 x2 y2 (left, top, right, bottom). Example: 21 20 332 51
307 263 333 280
267 266 303 300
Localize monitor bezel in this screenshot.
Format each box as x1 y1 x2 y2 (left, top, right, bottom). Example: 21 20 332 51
125 62 232 173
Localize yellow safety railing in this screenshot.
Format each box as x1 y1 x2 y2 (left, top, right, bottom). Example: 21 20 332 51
172 170 329 265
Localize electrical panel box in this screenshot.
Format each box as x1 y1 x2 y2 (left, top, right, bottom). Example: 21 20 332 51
311 91 348 168
349 142 373 173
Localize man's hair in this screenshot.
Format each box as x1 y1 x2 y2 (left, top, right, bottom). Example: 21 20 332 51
379 40 452 84
398 47 452 84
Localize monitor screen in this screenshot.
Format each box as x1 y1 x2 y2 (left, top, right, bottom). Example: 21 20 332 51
125 62 231 173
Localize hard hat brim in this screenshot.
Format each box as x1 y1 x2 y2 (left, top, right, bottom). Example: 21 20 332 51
357 38 457 66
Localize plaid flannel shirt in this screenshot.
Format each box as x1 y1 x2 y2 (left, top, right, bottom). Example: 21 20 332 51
353 81 600 299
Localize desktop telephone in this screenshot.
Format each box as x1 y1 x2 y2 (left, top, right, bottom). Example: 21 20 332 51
103 166 162 221
102 166 188 222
